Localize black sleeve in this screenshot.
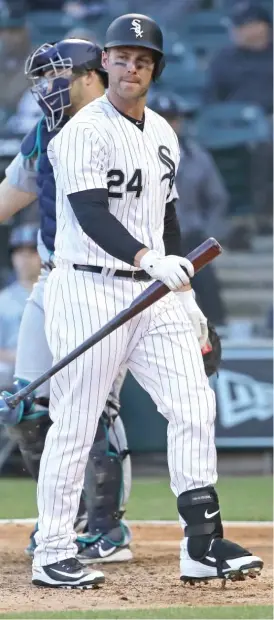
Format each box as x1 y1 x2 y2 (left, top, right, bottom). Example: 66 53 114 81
68 188 146 266
163 199 182 255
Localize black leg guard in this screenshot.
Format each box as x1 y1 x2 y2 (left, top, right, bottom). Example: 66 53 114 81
8 414 51 481
177 486 223 561
83 415 125 541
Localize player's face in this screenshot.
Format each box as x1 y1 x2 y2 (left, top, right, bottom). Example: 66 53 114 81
43 68 102 115
44 67 72 89
41 67 74 114
102 47 155 99
11 247 41 283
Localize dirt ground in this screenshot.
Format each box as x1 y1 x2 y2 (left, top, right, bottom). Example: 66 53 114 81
0 524 272 614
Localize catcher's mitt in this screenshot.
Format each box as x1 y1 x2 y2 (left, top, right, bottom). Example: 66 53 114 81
202 321 222 377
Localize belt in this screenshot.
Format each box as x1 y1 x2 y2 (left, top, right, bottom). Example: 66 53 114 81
73 264 152 282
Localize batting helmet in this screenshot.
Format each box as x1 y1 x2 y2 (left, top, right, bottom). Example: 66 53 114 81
9 224 38 252
104 13 165 79
25 38 107 130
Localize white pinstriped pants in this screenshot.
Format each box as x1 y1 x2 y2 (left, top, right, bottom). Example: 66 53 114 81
34 265 217 566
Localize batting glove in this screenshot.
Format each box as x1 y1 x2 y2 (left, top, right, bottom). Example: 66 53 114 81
176 289 208 348
140 250 194 291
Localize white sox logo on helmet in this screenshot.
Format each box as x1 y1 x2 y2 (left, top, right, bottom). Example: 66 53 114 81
130 18 144 38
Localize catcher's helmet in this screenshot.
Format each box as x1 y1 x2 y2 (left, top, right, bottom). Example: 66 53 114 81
25 38 107 130
9 224 38 252
104 13 165 79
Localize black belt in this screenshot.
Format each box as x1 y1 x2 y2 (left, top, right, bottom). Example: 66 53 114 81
73 264 152 282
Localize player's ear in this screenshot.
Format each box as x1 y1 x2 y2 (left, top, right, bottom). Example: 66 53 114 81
85 70 95 85
101 51 108 71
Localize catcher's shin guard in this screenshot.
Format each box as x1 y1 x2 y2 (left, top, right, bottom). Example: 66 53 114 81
81 412 131 541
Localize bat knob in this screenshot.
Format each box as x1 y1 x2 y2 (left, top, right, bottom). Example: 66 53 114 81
0 392 24 426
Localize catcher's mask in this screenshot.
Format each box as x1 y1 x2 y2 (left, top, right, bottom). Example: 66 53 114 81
25 39 107 131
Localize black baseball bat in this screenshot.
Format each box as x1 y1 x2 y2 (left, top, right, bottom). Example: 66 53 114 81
5 237 222 408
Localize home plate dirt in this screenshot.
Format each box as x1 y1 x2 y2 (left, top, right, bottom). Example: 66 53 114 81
0 524 272 613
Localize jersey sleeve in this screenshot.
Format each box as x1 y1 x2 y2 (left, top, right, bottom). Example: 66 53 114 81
48 121 108 195
5 153 37 195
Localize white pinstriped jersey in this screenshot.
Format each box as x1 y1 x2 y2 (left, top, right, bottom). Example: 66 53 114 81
47 93 180 269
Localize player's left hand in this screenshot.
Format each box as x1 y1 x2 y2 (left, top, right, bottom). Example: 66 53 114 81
176 289 208 348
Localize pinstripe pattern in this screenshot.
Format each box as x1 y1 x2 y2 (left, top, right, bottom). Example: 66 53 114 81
47 94 179 269
35 94 217 566
36 267 217 565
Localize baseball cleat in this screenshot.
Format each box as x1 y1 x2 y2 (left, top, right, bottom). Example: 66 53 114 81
180 537 263 584
77 523 133 564
32 557 105 589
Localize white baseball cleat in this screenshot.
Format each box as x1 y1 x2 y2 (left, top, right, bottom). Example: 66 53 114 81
180 537 263 584
32 557 105 589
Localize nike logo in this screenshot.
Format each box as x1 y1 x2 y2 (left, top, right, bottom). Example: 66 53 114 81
99 546 117 558
204 509 220 519
51 568 84 579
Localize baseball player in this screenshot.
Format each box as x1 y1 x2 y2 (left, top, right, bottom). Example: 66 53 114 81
28 13 262 589
0 39 133 572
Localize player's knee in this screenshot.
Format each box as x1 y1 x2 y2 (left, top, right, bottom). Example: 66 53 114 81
177 486 223 561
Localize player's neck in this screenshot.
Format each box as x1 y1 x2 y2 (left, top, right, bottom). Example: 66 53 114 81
107 91 145 121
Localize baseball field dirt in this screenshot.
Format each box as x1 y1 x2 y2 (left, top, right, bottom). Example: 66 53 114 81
0 523 272 615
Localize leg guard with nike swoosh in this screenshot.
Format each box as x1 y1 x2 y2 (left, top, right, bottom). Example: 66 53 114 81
177 486 223 561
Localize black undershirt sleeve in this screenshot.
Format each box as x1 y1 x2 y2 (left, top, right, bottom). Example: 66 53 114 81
163 199 182 255
68 188 147 266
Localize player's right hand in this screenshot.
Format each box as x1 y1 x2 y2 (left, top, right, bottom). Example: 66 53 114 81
140 250 194 290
